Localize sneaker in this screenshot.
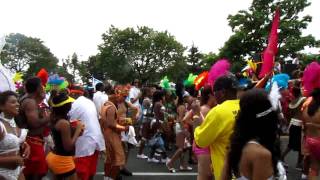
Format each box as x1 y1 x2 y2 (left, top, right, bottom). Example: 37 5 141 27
295 166 302 171
137 154 148 159
301 174 307 180
156 148 164 153
120 168 133 176
148 158 160 163
179 166 193 171
160 158 170 164
154 152 161 157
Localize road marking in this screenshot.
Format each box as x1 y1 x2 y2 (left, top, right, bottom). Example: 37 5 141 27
96 172 197 176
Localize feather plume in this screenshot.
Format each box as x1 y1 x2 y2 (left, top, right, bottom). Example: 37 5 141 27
13 72 23 83
194 71 208 90
184 73 197 87
37 68 48 86
269 82 281 111
302 62 320 96
265 73 290 91
207 59 230 86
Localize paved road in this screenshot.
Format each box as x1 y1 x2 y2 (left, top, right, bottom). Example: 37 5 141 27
43 136 310 179
91 136 306 180
94 147 198 180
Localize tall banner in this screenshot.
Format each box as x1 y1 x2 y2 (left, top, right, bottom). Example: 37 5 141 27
259 8 280 79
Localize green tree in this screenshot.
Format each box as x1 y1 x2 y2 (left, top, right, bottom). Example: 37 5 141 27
62 53 80 82
0 33 59 78
78 55 105 84
55 66 74 82
300 53 320 67
166 58 188 82
220 0 319 70
202 52 219 70
186 44 204 73
97 26 185 83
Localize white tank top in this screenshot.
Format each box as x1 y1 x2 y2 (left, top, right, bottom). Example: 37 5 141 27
0 121 23 180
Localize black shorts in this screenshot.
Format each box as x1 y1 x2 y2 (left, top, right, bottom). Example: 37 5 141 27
288 125 302 152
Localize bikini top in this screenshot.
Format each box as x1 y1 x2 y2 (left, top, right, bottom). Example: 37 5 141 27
0 121 20 155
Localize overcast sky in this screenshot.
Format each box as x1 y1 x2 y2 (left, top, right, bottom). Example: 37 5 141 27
0 0 319 61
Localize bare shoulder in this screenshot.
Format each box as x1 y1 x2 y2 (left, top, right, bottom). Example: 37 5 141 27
23 98 37 106
55 119 70 129
200 106 210 116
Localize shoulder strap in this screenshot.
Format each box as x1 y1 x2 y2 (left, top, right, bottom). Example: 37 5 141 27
247 140 260 145
0 120 7 135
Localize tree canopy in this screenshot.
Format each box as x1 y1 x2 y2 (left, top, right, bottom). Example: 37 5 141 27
219 0 319 69
0 33 60 78
92 26 186 83
186 44 204 73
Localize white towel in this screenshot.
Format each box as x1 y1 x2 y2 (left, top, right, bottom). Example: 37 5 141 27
121 126 138 145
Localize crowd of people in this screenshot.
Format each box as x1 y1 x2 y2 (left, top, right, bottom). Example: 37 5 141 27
1 60 320 180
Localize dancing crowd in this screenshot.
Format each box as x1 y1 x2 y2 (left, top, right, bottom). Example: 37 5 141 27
1 60 320 180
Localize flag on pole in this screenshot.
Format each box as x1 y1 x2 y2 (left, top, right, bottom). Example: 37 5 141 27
259 8 280 79
92 76 103 91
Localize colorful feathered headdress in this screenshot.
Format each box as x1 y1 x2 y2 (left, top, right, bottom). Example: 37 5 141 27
160 76 175 91
46 74 69 91
37 69 48 86
13 72 23 89
207 59 230 86
302 62 320 96
114 85 130 97
194 71 208 91
241 59 261 77
183 73 197 87
265 73 290 91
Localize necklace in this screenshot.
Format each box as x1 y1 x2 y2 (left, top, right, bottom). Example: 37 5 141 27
0 113 18 135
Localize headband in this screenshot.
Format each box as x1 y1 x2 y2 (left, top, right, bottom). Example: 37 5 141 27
70 89 84 95
256 107 273 118
51 96 75 107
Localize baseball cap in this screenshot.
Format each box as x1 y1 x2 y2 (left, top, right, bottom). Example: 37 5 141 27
213 74 239 92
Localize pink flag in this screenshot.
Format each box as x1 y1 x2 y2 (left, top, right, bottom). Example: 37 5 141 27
259 8 280 79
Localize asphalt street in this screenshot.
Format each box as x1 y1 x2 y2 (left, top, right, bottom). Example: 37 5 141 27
91 136 307 180
43 136 313 180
